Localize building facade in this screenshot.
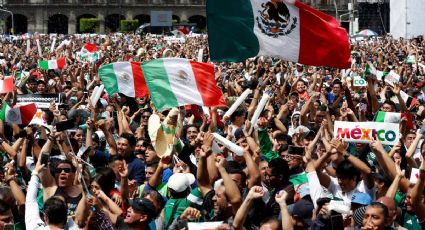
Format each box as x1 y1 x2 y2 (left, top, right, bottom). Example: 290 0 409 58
0 0 352 34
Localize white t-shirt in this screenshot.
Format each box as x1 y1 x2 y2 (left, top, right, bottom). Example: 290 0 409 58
327 176 375 206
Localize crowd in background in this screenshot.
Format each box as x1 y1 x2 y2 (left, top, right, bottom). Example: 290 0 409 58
0 33 423 230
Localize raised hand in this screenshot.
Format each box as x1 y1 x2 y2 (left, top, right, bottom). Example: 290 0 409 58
275 190 288 206
248 186 264 199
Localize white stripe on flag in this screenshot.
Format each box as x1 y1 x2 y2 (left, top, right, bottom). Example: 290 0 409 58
113 62 135 97
48 60 57 69
6 107 22 124
162 58 203 106
252 0 301 62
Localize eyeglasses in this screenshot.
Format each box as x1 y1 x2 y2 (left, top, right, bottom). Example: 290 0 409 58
142 115 150 119
56 168 73 174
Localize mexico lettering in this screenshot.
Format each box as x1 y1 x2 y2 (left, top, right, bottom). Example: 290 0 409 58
333 121 399 145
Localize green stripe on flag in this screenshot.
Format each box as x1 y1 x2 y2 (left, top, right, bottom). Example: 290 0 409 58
39 61 49 70
142 59 179 110
363 64 371 78
207 0 259 62
0 103 7 121
375 111 385 122
99 63 120 97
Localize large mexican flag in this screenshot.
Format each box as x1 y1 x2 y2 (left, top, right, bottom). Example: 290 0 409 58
207 0 351 68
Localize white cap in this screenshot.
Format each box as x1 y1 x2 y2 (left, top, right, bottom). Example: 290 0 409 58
167 173 195 193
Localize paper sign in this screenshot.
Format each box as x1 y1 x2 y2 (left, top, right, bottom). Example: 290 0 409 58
353 77 367 87
385 71 400 87
188 221 223 230
17 94 60 109
410 168 420 184
334 121 400 145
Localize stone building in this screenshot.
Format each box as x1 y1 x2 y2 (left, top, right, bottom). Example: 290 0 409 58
0 0 352 34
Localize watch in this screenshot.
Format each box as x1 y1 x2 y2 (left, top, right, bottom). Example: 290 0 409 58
0 137 4 145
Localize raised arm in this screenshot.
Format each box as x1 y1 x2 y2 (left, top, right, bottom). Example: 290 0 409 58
412 158 425 222
275 190 294 230
197 133 214 196
370 137 411 193
233 186 264 230
98 118 117 155
217 157 242 214
385 162 404 199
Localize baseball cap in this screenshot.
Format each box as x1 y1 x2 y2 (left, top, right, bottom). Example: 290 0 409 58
287 198 314 226
168 173 196 193
351 192 372 206
129 198 155 220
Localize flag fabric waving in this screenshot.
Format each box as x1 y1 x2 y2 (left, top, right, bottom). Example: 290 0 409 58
207 0 351 68
39 58 66 70
0 103 37 125
99 62 149 98
0 77 14 93
81 43 98 54
99 59 226 111
142 58 226 111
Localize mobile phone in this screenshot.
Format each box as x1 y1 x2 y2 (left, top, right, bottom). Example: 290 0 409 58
330 214 344 230
84 91 88 97
56 119 76 132
58 104 68 110
41 152 50 166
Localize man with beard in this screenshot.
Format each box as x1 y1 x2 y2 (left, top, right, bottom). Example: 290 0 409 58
282 145 308 188
112 132 146 185
264 158 294 217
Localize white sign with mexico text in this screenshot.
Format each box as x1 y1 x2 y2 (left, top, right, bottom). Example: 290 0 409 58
353 77 367 87
334 121 399 146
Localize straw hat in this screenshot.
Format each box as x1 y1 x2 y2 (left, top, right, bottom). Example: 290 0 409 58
148 108 180 158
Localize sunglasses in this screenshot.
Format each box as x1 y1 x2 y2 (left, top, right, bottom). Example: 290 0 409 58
56 168 73 174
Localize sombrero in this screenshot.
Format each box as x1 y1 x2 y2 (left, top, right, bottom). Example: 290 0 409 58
148 108 180 158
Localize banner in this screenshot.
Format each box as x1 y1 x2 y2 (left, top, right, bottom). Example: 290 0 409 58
353 77 367 87
334 121 399 145
150 11 172 27
77 51 100 63
17 94 59 109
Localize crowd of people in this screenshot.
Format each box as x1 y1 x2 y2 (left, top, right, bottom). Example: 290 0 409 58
0 32 424 230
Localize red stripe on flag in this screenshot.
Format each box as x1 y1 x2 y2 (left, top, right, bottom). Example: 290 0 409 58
295 1 351 69
131 62 149 98
19 103 37 125
190 61 226 107
57 58 66 69
0 77 14 93
84 43 98 53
